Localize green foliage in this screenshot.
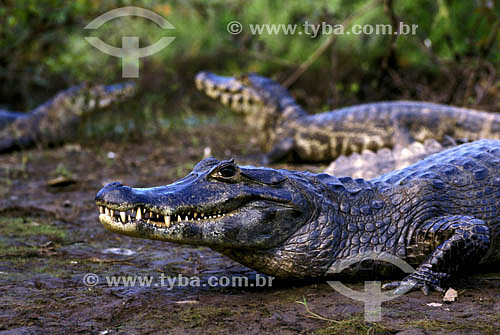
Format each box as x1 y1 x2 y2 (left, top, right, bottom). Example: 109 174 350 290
53 163 73 178
1 0 499 131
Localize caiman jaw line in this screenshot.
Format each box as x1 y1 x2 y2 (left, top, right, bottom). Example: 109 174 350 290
96 204 235 229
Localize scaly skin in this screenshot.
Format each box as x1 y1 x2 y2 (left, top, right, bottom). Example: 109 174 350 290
95 140 500 294
196 71 500 163
0 82 135 153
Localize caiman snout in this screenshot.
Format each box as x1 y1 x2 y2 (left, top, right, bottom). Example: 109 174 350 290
95 182 125 203
95 181 155 211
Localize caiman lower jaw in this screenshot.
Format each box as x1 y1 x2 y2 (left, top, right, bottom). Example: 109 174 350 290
96 203 237 234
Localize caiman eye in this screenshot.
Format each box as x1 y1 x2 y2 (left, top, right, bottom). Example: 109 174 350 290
218 165 236 178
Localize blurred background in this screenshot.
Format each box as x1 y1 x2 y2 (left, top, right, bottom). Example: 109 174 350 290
1 0 499 142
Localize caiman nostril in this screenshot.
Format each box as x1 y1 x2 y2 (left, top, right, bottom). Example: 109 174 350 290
106 182 123 187
95 181 125 201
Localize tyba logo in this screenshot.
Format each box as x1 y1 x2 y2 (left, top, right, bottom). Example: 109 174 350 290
84 6 175 78
326 251 416 322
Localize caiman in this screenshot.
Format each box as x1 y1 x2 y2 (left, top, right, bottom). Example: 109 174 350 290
196 71 500 163
96 139 500 294
0 82 135 153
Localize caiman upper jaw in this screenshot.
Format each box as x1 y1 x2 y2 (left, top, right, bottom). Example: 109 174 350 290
195 71 263 111
96 202 235 230
195 71 243 95
95 181 240 231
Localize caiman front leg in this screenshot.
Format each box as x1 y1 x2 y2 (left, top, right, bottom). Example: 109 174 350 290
383 215 491 295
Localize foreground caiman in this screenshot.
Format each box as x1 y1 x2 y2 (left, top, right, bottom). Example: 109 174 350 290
96 139 500 294
196 71 500 163
0 82 135 153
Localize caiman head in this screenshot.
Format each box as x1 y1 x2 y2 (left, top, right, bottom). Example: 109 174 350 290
95 157 339 278
48 82 137 117
195 72 306 147
195 71 294 114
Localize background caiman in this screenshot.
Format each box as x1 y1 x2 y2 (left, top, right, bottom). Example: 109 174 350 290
95 139 500 294
196 71 500 163
0 82 135 153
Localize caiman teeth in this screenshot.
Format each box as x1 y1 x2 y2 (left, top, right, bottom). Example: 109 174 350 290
97 204 232 228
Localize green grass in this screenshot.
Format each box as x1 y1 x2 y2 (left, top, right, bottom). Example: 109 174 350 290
79 98 240 142
0 216 68 258
0 217 66 240
296 296 394 335
177 306 235 328
0 241 39 258
314 318 393 335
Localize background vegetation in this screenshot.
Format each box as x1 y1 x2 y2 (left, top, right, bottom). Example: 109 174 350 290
1 0 499 140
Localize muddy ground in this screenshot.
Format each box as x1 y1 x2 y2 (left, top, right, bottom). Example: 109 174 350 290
0 119 499 335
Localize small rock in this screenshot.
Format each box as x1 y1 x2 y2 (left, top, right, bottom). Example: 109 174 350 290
426 302 442 307
102 248 135 256
443 288 458 303
64 143 81 152
203 146 212 158
174 300 199 304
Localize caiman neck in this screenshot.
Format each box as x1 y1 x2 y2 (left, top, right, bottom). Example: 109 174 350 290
277 96 308 121
256 97 308 149
218 174 387 279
